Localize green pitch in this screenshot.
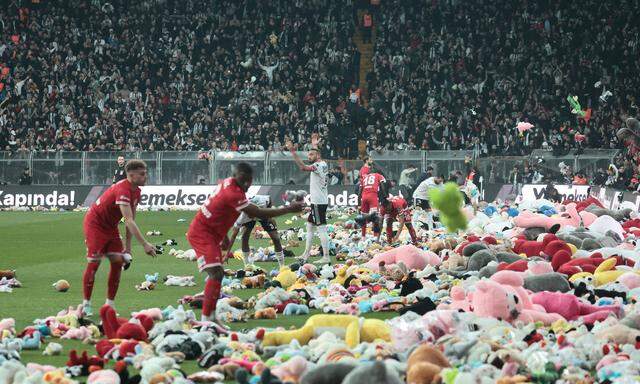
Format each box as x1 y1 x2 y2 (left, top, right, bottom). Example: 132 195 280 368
1 210 394 376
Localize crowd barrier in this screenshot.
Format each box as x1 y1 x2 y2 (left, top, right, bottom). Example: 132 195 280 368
3 183 635 211
0 149 619 186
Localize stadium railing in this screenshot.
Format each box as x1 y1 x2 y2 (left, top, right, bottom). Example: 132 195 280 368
0 149 619 186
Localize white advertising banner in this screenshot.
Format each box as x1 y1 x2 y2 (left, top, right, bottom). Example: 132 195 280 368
139 185 260 209
520 184 591 202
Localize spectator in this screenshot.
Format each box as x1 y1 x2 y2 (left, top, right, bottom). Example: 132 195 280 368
19 168 32 185
544 183 561 203
362 10 373 44
398 164 417 197
573 173 588 185
112 156 126 184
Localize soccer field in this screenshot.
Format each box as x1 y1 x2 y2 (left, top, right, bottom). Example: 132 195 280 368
0 210 393 376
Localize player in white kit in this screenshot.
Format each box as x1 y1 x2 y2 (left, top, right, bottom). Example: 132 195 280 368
286 141 331 264
227 195 285 268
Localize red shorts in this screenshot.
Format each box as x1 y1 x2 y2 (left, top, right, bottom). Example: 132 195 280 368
187 230 222 272
83 224 123 262
360 194 379 214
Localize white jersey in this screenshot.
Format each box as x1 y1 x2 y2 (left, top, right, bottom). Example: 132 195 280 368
413 177 437 200
309 160 329 205
234 195 271 226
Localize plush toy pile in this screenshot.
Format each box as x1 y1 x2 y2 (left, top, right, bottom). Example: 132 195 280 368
3 195 640 383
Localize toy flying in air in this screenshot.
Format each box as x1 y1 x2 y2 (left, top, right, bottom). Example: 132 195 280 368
428 182 467 233
567 95 586 117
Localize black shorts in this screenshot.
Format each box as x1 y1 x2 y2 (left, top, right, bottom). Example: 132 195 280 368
243 219 277 232
308 204 328 225
414 198 430 210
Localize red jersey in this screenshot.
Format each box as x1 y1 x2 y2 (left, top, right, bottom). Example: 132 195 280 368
361 173 386 196
189 178 249 241
359 165 370 183
381 196 410 217
85 179 141 231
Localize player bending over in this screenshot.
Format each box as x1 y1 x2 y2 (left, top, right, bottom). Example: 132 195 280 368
381 195 418 244
187 163 302 327
82 160 157 316
227 195 286 268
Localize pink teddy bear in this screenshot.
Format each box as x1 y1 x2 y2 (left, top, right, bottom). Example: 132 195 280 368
531 291 622 325
514 203 597 230
60 326 93 340
472 274 563 325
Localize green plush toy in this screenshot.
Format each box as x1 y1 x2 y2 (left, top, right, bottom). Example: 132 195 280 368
566 95 586 117
428 182 467 233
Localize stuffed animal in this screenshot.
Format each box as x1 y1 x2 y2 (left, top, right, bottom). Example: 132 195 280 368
274 267 297 289
163 275 196 287
262 315 391 348
87 369 120 384
428 182 467 232
341 361 403 384
514 203 597 230
283 303 310 316
531 291 622 324
99 304 148 341
270 355 311 383
0 270 16 279
299 362 355 384
595 311 640 344
472 276 563 324
52 280 70 292
406 344 451 384
242 274 266 288
254 308 277 320
43 342 63 356
364 245 441 272
570 257 640 286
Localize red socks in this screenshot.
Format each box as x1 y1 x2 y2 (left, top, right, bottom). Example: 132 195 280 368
386 224 394 243
408 226 418 243
83 262 100 300
202 279 222 318
107 260 123 300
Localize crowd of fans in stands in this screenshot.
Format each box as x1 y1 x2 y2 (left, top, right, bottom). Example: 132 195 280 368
0 0 639 189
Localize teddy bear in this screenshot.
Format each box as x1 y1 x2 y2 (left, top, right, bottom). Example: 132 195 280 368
52 280 70 292
594 311 640 345
471 275 563 325
262 314 390 348
514 203 598 230
99 304 150 341
570 257 640 287
405 343 450 384
531 291 622 325
283 303 310 316
254 308 277 320
341 360 403 384
242 274 266 289
364 245 441 272
0 270 15 279
299 362 355 384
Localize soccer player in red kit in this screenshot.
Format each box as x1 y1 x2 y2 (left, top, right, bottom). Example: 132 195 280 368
187 162 302 327
81 160 157 317
359 168 386 238
381 195 418 244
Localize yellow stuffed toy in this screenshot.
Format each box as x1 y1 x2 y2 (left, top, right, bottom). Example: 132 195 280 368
274 267 297 289
569 257 640 286
262 314 391 348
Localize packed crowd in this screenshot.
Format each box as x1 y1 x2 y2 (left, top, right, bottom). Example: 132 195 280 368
0 0 638 158
365 0 639 154
0 0 357 154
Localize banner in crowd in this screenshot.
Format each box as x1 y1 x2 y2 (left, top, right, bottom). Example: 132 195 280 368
520 184 591 202
0 186 94 209
258 185 360 207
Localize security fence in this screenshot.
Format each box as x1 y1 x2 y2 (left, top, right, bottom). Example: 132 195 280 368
0 149 619 186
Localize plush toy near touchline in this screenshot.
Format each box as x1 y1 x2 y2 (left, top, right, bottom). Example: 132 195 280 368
364 245 441 271
406 343 451 384
261 314 391 348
